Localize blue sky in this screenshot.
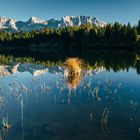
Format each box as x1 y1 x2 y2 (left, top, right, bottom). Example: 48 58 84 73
0 0 140 25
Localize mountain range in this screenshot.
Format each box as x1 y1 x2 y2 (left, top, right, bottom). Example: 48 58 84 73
0 16 106 32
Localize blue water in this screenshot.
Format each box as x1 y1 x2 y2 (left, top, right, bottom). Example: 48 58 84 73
0 67 140 140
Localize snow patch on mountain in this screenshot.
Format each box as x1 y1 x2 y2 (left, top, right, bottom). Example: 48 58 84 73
0 17 17 31
0 16 107 32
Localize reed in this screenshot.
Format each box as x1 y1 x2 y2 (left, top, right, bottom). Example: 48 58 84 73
2 116 11 130
101 107 110 136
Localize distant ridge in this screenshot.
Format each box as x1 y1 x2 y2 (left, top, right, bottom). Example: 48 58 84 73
0 16 107 32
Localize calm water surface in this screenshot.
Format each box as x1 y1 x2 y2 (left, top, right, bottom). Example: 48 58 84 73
0 63 140 140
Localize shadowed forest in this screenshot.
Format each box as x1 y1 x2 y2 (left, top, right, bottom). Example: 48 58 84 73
0 21 140 55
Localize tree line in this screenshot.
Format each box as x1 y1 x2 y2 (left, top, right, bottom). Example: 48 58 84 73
0 20 140 53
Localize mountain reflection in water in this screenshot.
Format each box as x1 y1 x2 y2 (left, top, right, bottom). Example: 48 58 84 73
0 59 140 140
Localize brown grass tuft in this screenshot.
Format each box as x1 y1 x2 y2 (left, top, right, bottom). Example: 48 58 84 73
64 58 83 89
64 58 83 76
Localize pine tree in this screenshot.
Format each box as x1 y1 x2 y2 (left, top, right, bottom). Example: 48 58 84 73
137 20 140 34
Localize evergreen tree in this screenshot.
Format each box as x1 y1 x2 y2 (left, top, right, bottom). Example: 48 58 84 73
137 20 140 34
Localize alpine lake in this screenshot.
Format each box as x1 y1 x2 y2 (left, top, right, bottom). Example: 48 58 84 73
0 50 140 140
